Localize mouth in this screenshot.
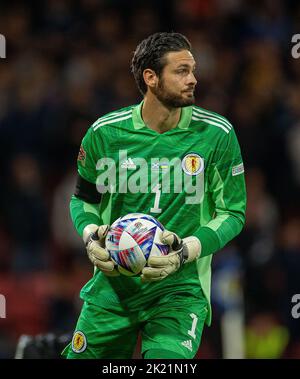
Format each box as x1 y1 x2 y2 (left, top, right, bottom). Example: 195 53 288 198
182 89 195 95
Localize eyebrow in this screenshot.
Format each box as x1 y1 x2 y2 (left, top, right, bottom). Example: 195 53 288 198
176 63 196 69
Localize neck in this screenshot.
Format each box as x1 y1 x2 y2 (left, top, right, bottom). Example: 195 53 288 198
141 94 181 133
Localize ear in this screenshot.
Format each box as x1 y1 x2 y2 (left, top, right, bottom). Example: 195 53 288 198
143 69 158 89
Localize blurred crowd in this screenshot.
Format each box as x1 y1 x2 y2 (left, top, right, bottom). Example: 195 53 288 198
0 0 300 358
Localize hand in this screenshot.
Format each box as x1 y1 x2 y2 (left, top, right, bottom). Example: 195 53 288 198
141 230 201 282
83 224 119 276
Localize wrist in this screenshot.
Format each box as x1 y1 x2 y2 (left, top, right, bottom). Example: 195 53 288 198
83 224 99 245
182 236 201 263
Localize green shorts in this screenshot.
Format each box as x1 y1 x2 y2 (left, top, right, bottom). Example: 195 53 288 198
63 294 208 359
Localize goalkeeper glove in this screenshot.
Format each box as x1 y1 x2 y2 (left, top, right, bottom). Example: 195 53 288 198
83 224 119 276
141 230 201 282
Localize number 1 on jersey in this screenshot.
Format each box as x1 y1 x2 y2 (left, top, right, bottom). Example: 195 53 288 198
150 184 162 214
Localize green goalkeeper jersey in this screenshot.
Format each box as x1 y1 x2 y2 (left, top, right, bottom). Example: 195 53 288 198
70 101 246 324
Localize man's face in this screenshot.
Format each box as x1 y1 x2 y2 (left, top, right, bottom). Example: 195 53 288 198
153 50 197 108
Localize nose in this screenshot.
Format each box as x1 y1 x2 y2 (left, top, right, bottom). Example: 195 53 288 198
187 72 197 86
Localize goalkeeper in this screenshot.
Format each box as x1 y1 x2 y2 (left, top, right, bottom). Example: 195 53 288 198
63 32 246 359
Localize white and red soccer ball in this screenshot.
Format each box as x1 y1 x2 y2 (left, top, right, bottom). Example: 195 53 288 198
105 213 169 276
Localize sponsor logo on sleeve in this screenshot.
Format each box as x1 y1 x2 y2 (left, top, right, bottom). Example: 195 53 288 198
77 145 86 166
232 163 244 176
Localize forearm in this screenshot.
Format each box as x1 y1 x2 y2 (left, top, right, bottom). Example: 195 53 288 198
193 212 245 257
70 195 102 237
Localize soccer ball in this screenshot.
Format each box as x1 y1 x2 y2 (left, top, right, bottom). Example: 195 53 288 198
105 213 169 276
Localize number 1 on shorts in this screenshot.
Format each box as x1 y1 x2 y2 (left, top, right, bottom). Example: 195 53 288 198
188 313 198 339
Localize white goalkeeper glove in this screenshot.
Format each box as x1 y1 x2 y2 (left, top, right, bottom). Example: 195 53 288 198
141 230 201 282
83 224 119 276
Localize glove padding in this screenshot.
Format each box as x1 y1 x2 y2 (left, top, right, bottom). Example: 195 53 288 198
141 230 201 282
83 224 119 276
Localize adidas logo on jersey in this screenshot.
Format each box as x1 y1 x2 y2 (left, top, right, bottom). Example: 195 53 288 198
181 339 193 352
120 158 136 169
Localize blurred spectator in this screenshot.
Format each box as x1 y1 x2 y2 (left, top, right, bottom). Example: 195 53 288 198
245 312 289 359
4 154 49 273
51 170 81 253
236 168 280 317
277 216 300 356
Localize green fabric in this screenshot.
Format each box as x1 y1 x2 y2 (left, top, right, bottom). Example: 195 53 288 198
64 292 208 359
194 226 220 257
70 101 247 326
70 195 101 237
132 100 192 130
193 121 246 256
143 349 185 359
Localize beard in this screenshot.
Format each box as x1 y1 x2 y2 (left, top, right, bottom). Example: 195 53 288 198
153 78 196 108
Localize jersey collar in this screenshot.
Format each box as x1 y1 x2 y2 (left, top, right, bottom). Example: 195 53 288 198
132 101 192 131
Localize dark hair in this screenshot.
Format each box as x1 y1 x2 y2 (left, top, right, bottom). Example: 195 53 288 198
131 32 192 95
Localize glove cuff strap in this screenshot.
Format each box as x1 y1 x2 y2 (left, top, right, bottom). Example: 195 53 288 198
182 244 189 264
182 236 201 263
83 224 99 245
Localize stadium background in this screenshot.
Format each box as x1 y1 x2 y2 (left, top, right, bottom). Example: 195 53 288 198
0 0 300 358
